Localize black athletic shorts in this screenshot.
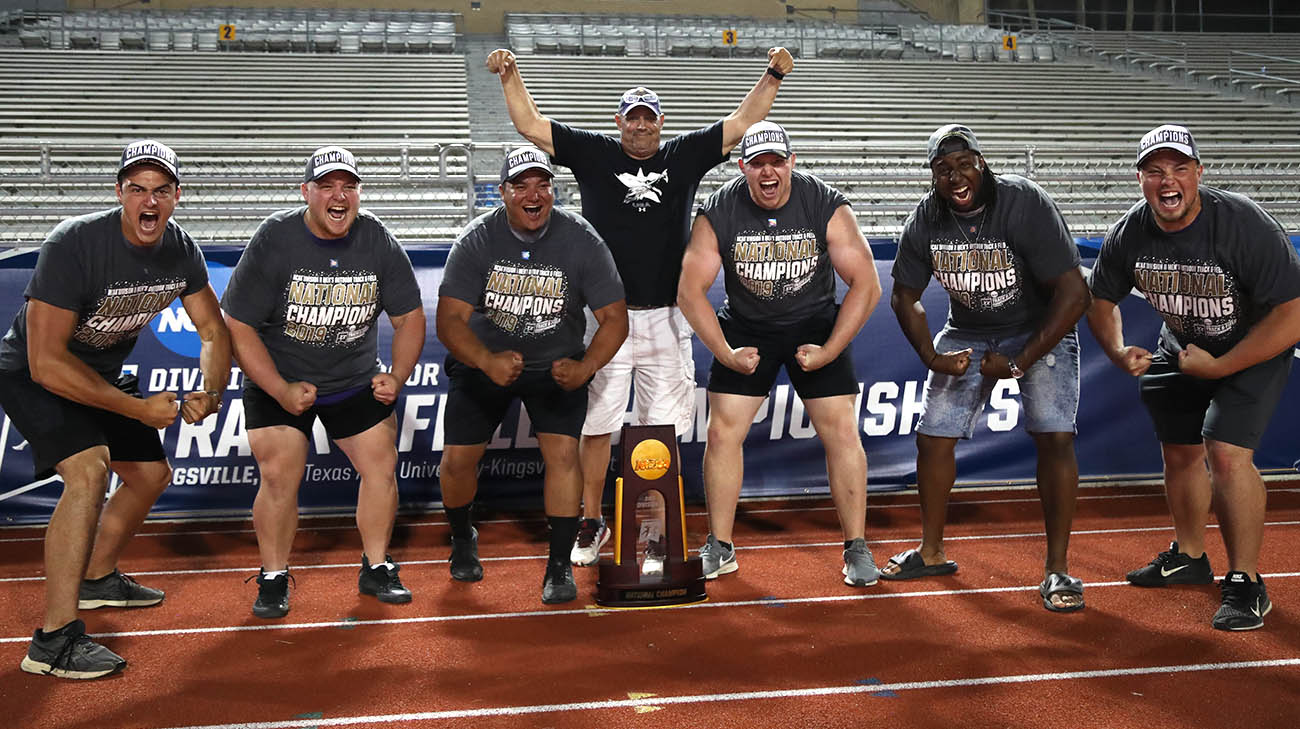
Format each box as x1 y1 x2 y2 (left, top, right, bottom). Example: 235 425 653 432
0 369 166 479
1138 348 1292 450
707 308 860 400
242 382 393 441
442 355 588 445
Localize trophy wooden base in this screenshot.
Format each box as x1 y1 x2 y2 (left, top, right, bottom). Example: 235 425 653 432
596 557 707 608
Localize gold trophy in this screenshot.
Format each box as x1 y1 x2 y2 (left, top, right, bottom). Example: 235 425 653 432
596 424 706 607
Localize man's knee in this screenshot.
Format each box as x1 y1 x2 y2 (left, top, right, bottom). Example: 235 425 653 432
56 449 112 494
1032 431 1076 460
1204 439 1256 480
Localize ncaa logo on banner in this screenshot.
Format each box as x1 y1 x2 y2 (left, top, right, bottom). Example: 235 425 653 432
149 261 232 357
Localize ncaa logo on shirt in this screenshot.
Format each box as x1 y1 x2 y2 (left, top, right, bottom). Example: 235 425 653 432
149 261 232 358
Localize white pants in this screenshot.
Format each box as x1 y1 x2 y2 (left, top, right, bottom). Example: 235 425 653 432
582 305 695 437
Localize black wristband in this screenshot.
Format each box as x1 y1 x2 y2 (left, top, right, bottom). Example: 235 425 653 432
766 66 785 80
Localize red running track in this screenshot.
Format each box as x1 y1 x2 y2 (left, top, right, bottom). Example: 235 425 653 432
1 481 1298 729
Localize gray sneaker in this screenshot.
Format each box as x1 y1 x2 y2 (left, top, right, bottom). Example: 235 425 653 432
78 569 164 609
699 534 738 580
20 619 126 680
842 538 880 587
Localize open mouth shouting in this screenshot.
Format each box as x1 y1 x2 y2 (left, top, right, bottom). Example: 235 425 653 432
138 210 160 234
1157 189 1183 212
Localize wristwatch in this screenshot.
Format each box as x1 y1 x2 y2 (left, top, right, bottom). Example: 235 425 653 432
1007 358 1024 379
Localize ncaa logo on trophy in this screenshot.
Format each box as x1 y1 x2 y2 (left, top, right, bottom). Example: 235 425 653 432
596 424 706 607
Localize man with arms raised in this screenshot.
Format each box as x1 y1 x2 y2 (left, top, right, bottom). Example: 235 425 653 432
677 122 882 585
222 146 425 618
1088 124 1300 630
486 46 793 568
0 140 230 678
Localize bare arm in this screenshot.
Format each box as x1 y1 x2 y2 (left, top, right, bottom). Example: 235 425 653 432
720 47 795 154
372 306 426 405
981 267 1091 378
26 299 178 429
889 283 972 376
487 48 555 156
435 296 522 386
796 205 879 371
552 300 628 391
1085 297 1152 376
1181 297 1300 378
223 312 316 415
178 284 232 424
677 215 757 374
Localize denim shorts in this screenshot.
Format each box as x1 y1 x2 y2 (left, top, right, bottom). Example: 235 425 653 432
917 328 1080 439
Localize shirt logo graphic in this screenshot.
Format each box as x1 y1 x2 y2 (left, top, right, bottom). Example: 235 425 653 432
329 259 339 268
616 168 669 211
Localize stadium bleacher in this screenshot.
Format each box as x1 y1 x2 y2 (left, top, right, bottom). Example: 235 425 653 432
1 12 1298 247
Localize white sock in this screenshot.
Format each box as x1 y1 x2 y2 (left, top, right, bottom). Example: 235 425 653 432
261 569 287 580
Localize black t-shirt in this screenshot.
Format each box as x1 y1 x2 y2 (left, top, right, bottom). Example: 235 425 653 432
0 208 208 380
439 206 624 370
550 120 725 307
893 174 1081 337
1089 186 1300 357
221 207 423 395
699 170 849 331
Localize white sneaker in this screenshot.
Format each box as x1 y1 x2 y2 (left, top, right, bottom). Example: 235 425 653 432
570 518 610 566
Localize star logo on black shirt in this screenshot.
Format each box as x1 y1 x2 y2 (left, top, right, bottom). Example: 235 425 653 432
616 168 669 210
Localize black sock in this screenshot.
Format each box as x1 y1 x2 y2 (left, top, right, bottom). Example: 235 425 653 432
844 540 855 551
547 515 579 564
718 539 733 551
445 503 474 540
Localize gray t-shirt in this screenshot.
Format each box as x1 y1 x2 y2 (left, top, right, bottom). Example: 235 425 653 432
0 208 208 380
1089 186 1300 358
699 170 848 331
221 207 422 395
439 206 624 370
894 173 1081 337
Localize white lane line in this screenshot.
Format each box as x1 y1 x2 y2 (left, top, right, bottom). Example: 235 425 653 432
0 490 1193 543
147 657 1300 729
3 521 1298 584
3 573 1298 645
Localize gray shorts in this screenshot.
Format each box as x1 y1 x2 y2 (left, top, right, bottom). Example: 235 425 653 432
917 328 1080 439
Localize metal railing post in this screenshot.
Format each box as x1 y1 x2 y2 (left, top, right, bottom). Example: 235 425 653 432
39 144 51 180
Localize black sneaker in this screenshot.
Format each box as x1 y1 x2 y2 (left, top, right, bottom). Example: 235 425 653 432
1126 541 1214 587
247 569 292 619
541 559 577 604
450 527 483 582
78 569 164 609
359 554 412 604
1212 571 1272 631
20 619 126 680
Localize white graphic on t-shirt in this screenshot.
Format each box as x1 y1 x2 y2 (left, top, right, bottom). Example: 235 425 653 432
282 270 380 347
1133 258 1238 341
482 260 568 338
617 168 668 211
76 278 187 349
732 229 820 300
929 237 1020 312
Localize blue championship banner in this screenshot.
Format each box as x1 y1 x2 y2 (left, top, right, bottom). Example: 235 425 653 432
1 244 1297 524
